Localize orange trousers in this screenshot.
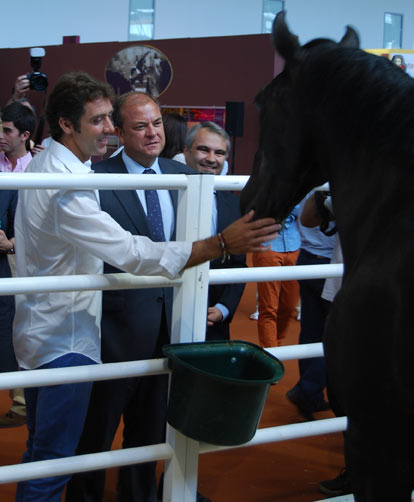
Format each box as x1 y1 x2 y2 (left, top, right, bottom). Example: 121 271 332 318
252 249 300 348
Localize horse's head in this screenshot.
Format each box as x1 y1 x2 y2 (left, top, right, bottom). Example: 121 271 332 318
240 12 359 221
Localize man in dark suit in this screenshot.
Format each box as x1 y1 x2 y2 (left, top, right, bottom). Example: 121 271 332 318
184 121 246 341
66 92 194 502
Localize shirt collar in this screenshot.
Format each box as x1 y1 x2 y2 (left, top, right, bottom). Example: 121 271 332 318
0 151 32 172
122 150 160 174
49 139 93 173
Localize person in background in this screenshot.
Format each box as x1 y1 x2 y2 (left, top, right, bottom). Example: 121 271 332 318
0 111 29 428
286 191 350 497
160 112 188 163
252 205 301 347
0 102 35 172
286 191 335 421
184 121 246 341
0 115 23 429
305 193 351 498
7 75 45 156
0 189 21 428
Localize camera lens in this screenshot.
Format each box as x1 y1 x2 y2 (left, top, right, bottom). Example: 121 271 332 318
28 72 48 92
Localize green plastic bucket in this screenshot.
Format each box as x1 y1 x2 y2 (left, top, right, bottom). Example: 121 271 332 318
163 340 284 446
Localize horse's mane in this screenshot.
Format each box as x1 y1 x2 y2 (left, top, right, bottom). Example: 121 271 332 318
297 43 414 156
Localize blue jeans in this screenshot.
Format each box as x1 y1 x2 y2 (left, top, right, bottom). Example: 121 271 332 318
293 249 331 406
15 353 96 502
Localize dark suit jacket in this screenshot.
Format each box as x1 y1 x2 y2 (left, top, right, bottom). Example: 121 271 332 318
0 190 17 373
207 191 246 341
93 153 194 363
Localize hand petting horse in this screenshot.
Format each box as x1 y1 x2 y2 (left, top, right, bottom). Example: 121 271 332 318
241 12 414 502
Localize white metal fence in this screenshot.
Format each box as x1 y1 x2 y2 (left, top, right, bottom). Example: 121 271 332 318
0 173 345 501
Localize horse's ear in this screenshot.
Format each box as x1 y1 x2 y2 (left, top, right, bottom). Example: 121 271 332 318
339 26 360 49
272 11 301 64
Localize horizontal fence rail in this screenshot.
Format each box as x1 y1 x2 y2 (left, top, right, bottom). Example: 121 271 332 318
0 264 343 296
0 173 190 190
0 173 327 192
0 344 324 390
0 173 250 191
0 417 347 484
0 173 340 498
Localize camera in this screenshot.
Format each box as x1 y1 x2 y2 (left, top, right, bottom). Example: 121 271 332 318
27 47 48 92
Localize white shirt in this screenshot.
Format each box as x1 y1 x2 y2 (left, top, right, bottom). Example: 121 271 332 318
321 236 343 302
121 150 174 240
13 139 192 369
172 152 186 164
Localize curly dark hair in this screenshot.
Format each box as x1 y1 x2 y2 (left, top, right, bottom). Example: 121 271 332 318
45 72 114 140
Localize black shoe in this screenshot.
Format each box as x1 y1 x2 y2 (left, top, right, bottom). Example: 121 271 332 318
319 469 352 497
0 410 26 428
286 388 315 421
196 492 212 502
286 388 330 421
314 400 331 412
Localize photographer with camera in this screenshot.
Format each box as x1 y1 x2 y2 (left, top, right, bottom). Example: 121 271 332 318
9 74 31 103
7 82 45 156
6 48 48 156
10 48 48 104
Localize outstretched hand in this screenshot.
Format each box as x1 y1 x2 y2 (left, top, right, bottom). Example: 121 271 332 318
184 211 280 271
221 210 280 254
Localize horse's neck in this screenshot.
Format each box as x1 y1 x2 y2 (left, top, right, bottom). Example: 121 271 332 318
329 158 409 271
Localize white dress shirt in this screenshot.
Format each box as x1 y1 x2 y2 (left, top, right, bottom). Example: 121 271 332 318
13 139 192 369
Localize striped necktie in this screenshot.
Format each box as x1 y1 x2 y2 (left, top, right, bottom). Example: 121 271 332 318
143 168 165 242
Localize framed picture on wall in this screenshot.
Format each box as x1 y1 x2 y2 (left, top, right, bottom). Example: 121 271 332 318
106 45 173 97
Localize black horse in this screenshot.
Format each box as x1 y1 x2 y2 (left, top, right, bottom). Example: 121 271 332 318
241 12 414 502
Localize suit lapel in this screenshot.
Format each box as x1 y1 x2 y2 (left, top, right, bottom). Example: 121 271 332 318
101 156 188 238
216 191 228 233
102 154 152 236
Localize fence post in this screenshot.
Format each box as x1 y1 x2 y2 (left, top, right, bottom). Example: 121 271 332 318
164 174 215 501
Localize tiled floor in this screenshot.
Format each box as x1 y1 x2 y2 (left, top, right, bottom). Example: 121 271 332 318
0 278 344 501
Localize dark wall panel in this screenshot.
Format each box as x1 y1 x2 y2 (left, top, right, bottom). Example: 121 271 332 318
0 34 279 175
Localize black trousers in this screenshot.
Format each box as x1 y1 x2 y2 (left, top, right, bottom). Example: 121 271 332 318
66 316 169 502
0 295 17 373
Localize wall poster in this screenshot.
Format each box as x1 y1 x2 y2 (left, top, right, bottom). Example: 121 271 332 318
105 45 173 97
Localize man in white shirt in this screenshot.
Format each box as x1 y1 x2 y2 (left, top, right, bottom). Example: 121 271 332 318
66 92 195 502
13 71 279 502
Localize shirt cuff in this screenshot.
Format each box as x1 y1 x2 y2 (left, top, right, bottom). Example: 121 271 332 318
215 303 229 321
